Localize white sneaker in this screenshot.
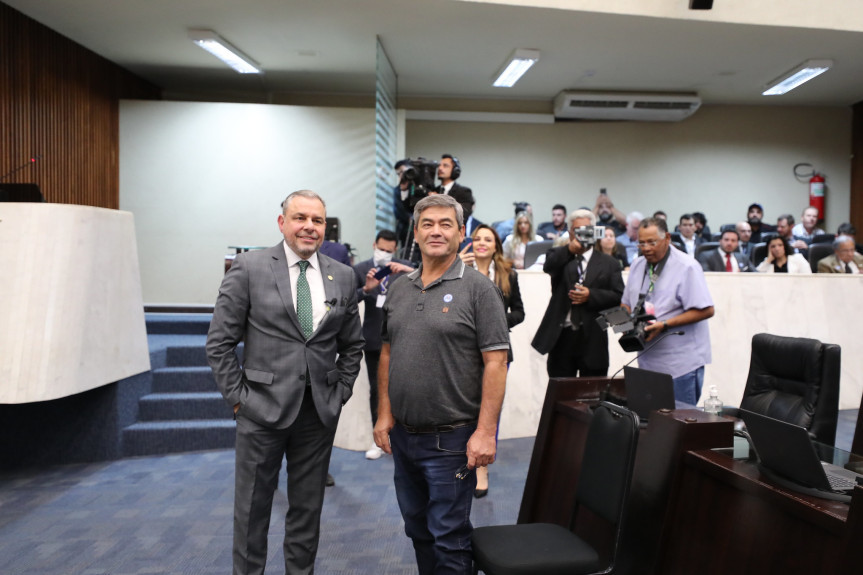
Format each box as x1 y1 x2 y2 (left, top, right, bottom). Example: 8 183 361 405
365 444 384 460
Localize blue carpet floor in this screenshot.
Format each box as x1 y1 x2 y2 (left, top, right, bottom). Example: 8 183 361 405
0 437 534 575
2 410 857 575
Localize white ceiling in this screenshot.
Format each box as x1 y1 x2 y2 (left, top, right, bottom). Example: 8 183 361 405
6 0 863 107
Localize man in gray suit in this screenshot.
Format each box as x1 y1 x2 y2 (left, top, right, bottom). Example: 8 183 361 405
206 190 364 575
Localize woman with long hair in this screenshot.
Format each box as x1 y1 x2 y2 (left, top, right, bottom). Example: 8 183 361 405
756 236 812 274
503 211 543 269
459 224 524 498
596 226 628 270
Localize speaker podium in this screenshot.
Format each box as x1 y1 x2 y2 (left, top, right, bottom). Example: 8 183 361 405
0 203 150 403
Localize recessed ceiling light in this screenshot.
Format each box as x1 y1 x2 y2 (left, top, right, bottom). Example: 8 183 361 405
762 59 832 96
493 49 540 88
189 29 262 74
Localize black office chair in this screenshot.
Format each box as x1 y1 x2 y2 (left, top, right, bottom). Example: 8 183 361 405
719 223 736 233
471 402 639 575
694 241 719 260
808 243 835 272
758 231 778 244
723 333 840 446
523 240 554 269
751 242 768 266
810 233 835 245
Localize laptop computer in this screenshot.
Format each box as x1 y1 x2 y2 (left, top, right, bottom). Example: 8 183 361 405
623 366 676 424
740 409 863 502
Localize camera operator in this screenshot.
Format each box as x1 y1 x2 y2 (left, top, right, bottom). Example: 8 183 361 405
437 154 476 220
621 217 714 405
396 157 440 265
392 160 413 247
531 209 625 377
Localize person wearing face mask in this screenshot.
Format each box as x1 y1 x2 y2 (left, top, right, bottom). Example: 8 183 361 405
353 230 415 460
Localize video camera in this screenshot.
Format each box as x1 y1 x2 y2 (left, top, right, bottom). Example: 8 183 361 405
596 295 655 352
398 157 438 210
572 225 604 248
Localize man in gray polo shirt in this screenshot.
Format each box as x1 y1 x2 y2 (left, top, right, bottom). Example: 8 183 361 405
374 194 509 575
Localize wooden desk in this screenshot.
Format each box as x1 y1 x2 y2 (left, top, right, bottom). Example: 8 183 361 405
659 449 863 574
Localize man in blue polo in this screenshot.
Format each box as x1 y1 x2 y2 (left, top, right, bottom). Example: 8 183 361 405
622 216 715 405
373 194 509 575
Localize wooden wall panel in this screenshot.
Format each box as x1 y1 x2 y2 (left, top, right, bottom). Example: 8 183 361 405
0 2 159 208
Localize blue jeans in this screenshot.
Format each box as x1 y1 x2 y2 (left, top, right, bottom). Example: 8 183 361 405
672 366 705 406
390 423 476 575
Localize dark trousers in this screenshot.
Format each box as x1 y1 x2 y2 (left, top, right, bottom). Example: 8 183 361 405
546 327 608 378
363 349 380 426
233 387 336 575
390 423 476 575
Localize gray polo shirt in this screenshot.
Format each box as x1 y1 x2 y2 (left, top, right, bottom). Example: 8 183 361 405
381 257 510 426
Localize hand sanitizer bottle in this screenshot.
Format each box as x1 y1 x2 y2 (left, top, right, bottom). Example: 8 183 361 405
704 385 722 415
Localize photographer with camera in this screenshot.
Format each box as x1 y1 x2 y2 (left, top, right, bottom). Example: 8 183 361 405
621 217 714 405
531 209 625 378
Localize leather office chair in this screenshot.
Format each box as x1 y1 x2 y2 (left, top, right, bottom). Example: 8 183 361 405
751 242 768 266
758 231 779 244
724 333 840 446
810 233 835 245
471 402 639 575
808 243 835 272
694 241 719 260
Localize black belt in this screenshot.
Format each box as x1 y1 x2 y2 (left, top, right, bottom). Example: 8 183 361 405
399 420 476 434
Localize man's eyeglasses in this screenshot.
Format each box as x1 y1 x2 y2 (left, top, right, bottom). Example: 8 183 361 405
637 238 665 248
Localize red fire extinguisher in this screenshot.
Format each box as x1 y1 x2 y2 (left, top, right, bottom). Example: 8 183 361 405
809 173 825 220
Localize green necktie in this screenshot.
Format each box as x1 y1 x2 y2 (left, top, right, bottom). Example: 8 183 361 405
296 260 314 340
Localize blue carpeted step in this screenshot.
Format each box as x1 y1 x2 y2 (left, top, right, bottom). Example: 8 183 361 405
145 313 213 335
122 420 236 456
138 392 232 421
164 343 244 367
152 366 217 393
166 345 210 367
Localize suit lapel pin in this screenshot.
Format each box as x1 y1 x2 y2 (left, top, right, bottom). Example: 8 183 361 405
327 274 334 281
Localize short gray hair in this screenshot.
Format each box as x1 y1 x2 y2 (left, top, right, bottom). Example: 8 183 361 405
626 211 644 226
281 190 326 213
567 208 596 228
413 194 464 228
834 235 855 249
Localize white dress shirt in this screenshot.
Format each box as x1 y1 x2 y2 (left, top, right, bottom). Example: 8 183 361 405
283 241 327 331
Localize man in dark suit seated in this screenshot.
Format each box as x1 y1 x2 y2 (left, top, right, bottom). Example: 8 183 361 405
699 229 754 272
677 213 704 257
532 209 625 377
736 221 754 258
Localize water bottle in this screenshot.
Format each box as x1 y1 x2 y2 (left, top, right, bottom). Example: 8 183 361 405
703 385 722 415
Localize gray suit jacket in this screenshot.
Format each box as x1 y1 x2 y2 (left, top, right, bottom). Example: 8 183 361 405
206 243 364 430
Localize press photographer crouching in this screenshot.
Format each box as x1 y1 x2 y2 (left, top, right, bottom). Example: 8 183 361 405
618 217 715 405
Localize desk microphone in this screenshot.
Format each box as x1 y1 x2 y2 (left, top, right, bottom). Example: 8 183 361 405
1 154 41 182
610 330 685 380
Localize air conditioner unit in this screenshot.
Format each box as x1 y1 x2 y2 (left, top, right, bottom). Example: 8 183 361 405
553 91 701 122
